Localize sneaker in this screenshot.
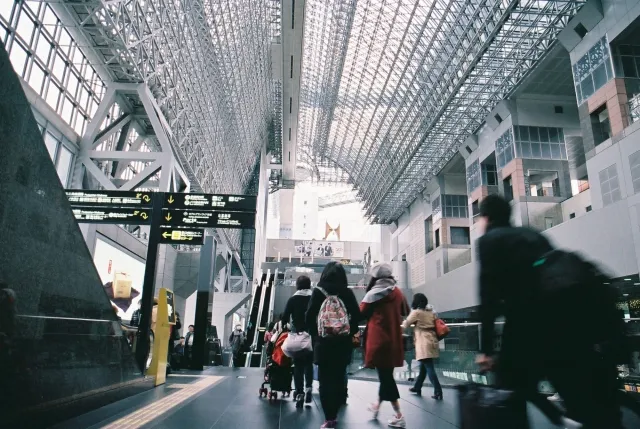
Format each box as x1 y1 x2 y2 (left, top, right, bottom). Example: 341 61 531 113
295 393 304 409
548 393 562 401
561 417 582 429
320 420 337 428
408 387 421 396
368 403 380 420
388 415 406 428
305 389 313 404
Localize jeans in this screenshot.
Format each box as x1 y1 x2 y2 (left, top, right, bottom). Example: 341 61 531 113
293 352 313 393
377 368 400 402
318 361 348 420
414 358 442 395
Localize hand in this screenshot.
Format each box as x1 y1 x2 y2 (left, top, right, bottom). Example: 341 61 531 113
476 354 495 372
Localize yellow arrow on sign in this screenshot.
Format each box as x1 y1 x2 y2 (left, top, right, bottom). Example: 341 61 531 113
167 195 175 204
165 213 172 221
140 212 149 220
143 195 151 202
162 232 171 238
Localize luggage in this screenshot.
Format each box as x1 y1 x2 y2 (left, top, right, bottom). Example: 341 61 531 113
457 383 529 429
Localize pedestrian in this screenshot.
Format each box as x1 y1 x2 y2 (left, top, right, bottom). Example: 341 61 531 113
229 324 246 367
475 194 622 428
306 262 361 429
403 293 442 399
282 275 314 408
360 263 409 428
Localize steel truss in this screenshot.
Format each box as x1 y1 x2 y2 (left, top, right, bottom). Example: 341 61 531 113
298 0 585 223
50 0 278 249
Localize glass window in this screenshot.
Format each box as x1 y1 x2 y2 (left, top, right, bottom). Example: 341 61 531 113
0 2 15 22
495 129 515 169
630 150 640 194
574 37 613 104
15 12 35 44
35 31 51 63
9 41 28 76
514 126 566 161
28 62 45 93
599 164 621 206
450 227 471 245
43 131 58 161
56 145 73 186
45 82 61 109
51 52 66 82
466 159 481 193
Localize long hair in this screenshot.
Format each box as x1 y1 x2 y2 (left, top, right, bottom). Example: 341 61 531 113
411 293 429 310
318 261 348 294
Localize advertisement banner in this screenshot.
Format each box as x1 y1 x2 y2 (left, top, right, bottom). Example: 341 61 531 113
294 240 345 258
94 237 145 322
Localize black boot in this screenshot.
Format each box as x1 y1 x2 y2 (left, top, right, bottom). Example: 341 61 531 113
295 392 304 408
305 389 312 404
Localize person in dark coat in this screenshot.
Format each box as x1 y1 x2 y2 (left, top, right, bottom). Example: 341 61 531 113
305 262 361 429
360 263 409 428
476 195 621 429
282 275 314 407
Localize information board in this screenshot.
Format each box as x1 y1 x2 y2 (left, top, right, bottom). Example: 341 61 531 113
72 208 152 224
161 210 255 229
163 193 257 212
158 228 205 245
66 190 153 207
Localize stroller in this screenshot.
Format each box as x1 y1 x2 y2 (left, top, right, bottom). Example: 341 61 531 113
259 331 293 400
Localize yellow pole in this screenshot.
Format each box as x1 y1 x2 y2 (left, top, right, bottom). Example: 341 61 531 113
146 288 176 386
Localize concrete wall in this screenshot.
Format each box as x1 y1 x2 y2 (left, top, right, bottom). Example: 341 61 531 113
561 189 593 220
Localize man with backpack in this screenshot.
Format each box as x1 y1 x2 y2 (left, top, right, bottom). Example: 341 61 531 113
475 195 624 429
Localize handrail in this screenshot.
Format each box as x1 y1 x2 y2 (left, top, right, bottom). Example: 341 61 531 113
358 318 640 330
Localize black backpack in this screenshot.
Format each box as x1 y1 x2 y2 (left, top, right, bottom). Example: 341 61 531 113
532 249 629 363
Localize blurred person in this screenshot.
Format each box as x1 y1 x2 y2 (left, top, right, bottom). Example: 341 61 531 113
229 324 245 367
306 262 361 429
185 325 195 365
403 293 442 400
476 194 622 429
282 275 314 407
130 301 141 327
360 263 410 428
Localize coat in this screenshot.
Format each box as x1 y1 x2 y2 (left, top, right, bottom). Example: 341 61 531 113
360 284 409 369
282 289 312 333
305 286 361 366
402 309 439 360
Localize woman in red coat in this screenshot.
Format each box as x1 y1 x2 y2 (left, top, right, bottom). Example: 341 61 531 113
360 263 410 428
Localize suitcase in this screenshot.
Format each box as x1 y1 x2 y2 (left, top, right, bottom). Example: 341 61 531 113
457 383 529 429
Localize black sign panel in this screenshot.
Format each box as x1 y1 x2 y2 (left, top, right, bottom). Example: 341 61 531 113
72 208 152 225
163 193 256 212
158 228 205 245
162 210 255 229
66 190 153 207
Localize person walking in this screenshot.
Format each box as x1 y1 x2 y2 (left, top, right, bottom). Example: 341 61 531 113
306 262 361 429
282 275 314 408
475 194 622 429
403 293 443 400
229 324 246 367
360 263 409 428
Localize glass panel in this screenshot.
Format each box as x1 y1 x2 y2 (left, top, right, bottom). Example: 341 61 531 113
548 128 559 143
61 97 74 124
550 144 561 159
16 13 35 43
45 83 61 109
51 53 66 82
541 143 551 159
575 54 591 82
531 143 542 158
9 42 28 76
35 31 51 63
28 63 45 93
58 29 72 56
521 142 531 158
621 56 638 78
529 126 539 142
581 76 595 99
560 144 567 159
43 131 58 161
519 125 529 141
539 127 549 142
56 145 73 186
0 2 14 21
593 63 608 89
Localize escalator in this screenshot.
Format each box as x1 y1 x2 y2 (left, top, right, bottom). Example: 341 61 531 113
245 272 266 350
246 272 274 366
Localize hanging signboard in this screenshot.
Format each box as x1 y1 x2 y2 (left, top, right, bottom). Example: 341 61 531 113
66 190 153 207
161 210 256 229
158 228 205 245
163 193 257 212
72 208 152 224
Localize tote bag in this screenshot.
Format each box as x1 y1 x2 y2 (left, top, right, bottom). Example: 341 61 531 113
281 331 312 358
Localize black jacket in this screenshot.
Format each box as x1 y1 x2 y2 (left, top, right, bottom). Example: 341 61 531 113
477 226 552 357
282 291 312 333
305 286 361 366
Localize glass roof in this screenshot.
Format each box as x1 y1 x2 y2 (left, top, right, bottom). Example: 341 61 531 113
297 0 585 223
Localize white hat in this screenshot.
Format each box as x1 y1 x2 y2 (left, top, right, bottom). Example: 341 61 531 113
370 262 393 279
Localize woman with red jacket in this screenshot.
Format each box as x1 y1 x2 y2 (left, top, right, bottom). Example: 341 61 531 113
360 263 410 428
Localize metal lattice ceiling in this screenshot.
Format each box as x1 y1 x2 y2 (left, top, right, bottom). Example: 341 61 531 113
298 0 585 223
54 0 279 247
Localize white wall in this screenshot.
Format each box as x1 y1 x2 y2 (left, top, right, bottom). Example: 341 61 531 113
561 189 592 221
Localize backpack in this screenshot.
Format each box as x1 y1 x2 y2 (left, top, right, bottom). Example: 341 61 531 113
532 249 629 363
316 287 350 338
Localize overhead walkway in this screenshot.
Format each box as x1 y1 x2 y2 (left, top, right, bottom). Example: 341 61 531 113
50 367 640 429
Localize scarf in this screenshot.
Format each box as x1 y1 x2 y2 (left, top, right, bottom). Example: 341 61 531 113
293 289 313 297
362 277 397 304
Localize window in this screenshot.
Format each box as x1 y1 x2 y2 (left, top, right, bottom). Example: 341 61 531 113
573 37 614 104
554 105 564 114
514 126 567 161
435 229 441 248
586 205 592 212
466 159 481 193
569 213 576 219
432 195 441 214
495 128 515 169
465 145 473 155
494 113 503 124
503 176 513 202
527 171 560 197
599 164 621 206
401 254 407 262
629 150 640 194
442 194 469 218
544 218 555 230
425 217 434 253
38 122 75 187
56 145 73 186
482 163 498 186
591 105 611 146
574 23 588 39
450 227 471 245
613 44 640 79
472 200 480 217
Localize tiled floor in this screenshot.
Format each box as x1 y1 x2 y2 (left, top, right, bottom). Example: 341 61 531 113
52 367 638 429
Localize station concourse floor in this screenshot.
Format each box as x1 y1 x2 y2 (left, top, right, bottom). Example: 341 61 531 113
49 367 579 429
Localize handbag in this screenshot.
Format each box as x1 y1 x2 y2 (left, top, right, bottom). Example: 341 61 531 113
435 318 450 340
281 331 312 358
457 383 529 429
